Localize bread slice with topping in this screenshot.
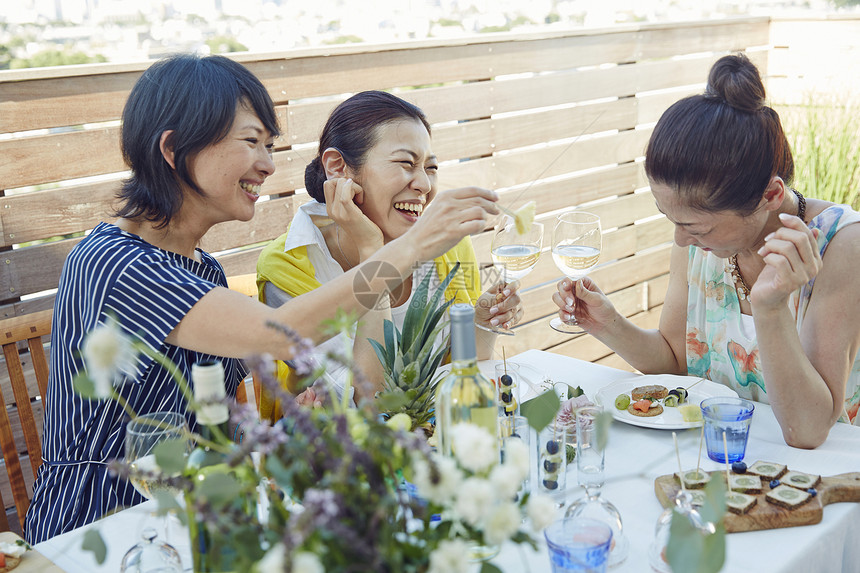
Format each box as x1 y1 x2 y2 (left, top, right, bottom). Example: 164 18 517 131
631 384 668 401
675 470 711 489
766 484 813 509
728 474 762 494
746 461 787 480
781 470 821 490
726 492 757 514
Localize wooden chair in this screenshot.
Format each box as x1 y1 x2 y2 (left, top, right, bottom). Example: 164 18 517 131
0 309 52 532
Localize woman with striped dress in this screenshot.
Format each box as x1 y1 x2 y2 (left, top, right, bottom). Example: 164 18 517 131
24 54 499 543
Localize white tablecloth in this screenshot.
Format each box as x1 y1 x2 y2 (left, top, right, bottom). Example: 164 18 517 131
35 349 860 572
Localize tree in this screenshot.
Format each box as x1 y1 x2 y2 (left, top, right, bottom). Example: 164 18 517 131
10 49 107 69
206 36 247 54
828 0 860 6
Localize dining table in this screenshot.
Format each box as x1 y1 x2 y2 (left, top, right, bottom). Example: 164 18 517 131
33 349 860 572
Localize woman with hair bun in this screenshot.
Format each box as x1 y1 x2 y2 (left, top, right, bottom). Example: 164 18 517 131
257 91 522 414
553 53 860 448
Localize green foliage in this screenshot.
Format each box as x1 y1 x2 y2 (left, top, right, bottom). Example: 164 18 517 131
82 529 107 564
667 478 727 573
436 18 464 27
520 389 561 432
828 0 860 6
10 49 107 69
781 97 860 209
205 35 247 54
326 34 364 45
369 264 460 430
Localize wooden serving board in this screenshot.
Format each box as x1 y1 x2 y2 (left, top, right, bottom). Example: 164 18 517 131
654 471 860 533
0 532 65 573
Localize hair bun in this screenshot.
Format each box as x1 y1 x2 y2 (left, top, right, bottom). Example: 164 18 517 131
304 156 327 203
704 53 766 113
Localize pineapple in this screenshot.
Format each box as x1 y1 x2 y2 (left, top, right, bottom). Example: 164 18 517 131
369 264 462 432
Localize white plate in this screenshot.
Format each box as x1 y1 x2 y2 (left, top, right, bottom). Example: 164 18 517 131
435 360 546 403
595 374 739 430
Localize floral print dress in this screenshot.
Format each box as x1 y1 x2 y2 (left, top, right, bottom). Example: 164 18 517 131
685 205 860 424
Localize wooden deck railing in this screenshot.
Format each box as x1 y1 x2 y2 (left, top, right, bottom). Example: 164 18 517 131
2 14 859 531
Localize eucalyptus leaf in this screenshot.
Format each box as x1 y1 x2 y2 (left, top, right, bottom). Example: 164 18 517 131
153 489 183 518
72 372 100 400
153 437 188 474
197 471 243 506
595 411 612 452
480 564 503 573
521 390 561 432
666 478 726 573
82 529 107 564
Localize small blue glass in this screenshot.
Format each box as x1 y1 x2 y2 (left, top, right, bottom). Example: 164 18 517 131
701 396 755 463
544 517 612 573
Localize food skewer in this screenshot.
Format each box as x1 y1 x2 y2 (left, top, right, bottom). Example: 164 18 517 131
723 431 733 495
673 431 686 492
696 425 705 478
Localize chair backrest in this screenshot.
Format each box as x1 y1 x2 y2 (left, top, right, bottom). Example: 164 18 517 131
0 309 52 533
226 273 259 298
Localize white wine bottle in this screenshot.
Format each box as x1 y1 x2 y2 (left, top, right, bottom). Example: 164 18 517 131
186 360 234 572
435 304 499 459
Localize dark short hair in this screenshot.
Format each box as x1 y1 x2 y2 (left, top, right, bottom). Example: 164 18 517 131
644 53 794 215
117 53 280 227
304 91 431 203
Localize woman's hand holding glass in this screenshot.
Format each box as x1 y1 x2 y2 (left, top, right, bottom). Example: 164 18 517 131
475 280 524 333
549 211 602 334
478 216 543 335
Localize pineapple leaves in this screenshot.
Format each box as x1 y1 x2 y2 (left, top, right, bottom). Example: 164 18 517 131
370 264 462 429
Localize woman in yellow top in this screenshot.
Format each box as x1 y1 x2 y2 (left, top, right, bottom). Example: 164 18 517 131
258 91 522 417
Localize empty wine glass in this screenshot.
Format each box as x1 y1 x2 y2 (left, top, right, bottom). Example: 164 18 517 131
564 406 628 566
550 211 601 334
479 217 544 336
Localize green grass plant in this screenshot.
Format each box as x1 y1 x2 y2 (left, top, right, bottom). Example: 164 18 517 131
780 96 860 209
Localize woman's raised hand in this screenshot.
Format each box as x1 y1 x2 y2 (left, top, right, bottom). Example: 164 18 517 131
407 187 499 260
323 178 384 261
751 213 822 310
552 276 616 334
476 280 523 331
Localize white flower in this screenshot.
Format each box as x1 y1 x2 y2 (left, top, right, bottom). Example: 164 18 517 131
255 543 286 572
489 463 523 501
502 437 530 482
412 454 463 504
428 539 471 573
82 317 136 398
526 493 558 531
454 477 495 526
483 501 521 545
293 551 324 573
451 423 497 473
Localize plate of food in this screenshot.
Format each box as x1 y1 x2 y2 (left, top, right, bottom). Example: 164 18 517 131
595 374 738 430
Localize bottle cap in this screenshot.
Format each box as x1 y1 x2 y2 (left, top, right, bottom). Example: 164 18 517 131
450 303 476 362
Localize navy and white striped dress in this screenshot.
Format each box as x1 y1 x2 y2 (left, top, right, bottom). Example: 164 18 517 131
25 222 246 544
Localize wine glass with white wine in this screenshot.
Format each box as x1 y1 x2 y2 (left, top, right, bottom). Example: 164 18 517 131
482 217 544 335
550 210 601 334
126 411 190 500
125 410 190 557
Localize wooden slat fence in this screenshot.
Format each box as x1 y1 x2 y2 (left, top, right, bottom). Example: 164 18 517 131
0 15 790 531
